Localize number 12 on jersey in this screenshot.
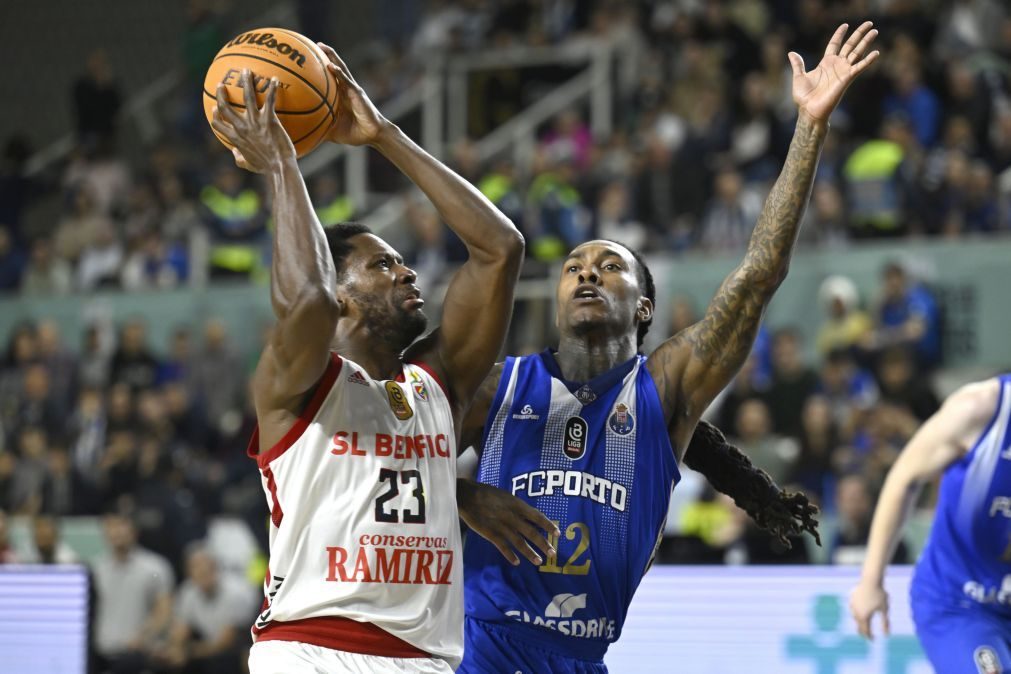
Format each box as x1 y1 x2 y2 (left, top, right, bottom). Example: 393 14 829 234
540 520 591 575
375 468 426 524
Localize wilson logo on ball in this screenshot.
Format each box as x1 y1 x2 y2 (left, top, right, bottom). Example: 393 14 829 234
226 32 308 67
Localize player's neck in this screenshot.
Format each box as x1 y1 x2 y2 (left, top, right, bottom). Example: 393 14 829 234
332 339 405 381
555 333 636 382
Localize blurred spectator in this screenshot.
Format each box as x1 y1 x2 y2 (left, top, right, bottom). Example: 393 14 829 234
876 347 941 421
766 328 819 438
189 320 242 432
800 183 848 247
158 545 255 674
77 220 124 290
16 366 65 439
0 324 38 439
109 320 160 391
541 110 593 170
593 180 647 249
527 158 586 260
0 135 40 246
0 510 19 563
731 397 798 485
158 327 193 385
200 163 267 277
78 324 113 390
121 232 187 291
842 115 911 238
311 173 355 227
698 167 762 252
21 238 73 295
93 511 174 673
54 187 113 265
158 174 203 243
40 446 96 516
818 349 879 428
478 160 524 232
406 199 448 286
36 321 77 412
72 49 121 147
791 395 837 501
883 61 941 149
815 275 872 357
70 387 108 485
829 473 908 565
869 261 942 369
22 514 79 564
0 226 25 291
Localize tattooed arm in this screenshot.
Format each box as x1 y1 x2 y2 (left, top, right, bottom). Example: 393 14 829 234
646 22 880 456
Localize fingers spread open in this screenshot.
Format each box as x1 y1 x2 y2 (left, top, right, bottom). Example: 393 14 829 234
840 21 873 58
847 26 878 63
241 69 258 113
215 85 243 126
824 23 849 57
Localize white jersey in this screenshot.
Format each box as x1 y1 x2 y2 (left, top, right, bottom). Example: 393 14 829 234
247 353 463 667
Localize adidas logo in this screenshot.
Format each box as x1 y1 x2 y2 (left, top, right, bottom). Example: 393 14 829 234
347 370 369 386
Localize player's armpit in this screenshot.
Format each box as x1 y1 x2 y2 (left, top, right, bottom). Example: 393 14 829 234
457 478 559 566
457 363 504 455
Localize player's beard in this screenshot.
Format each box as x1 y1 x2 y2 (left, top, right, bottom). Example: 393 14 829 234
351 287 428 354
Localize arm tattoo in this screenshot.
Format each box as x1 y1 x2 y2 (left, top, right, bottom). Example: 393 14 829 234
682 115 827 372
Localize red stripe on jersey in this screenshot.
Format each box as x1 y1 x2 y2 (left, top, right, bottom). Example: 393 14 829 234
407 360 452 405
262 465 283 527
252 615 430 659
247 352 343 468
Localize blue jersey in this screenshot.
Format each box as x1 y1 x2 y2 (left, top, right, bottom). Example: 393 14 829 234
912 375 1011 616
463 350 680 661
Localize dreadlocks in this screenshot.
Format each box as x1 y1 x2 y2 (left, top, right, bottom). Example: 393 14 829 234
683 419 821 548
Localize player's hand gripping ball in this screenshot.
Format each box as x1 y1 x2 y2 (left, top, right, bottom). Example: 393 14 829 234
203 27 338 158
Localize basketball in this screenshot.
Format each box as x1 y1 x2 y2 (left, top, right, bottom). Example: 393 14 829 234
203 27 338 158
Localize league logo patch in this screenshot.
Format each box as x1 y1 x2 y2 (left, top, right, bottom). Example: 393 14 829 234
975 646 1003 674
384 381 414 420
563 416 588 460
608 403 634 435
409 371 428 401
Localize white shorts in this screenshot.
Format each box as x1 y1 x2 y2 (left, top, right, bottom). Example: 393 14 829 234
249 640 455 674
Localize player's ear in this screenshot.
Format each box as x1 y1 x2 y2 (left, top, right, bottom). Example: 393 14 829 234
637 297 653 324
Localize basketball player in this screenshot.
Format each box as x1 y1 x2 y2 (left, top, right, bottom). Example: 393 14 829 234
210 47 528 671
456 23 880 673
849 376 1011 670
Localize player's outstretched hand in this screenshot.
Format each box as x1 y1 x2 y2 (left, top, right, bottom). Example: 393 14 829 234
316 42 390 147
211 70 296 174
790 21 880 124
849 581 891 640
458 478 560 567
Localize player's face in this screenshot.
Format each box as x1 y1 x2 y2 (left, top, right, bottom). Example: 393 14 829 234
555 241 647 341
340 234 428 351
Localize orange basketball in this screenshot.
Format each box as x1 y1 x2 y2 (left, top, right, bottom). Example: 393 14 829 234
203 27 338 158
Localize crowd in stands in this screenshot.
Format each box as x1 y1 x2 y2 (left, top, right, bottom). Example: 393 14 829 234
3 0 1011 295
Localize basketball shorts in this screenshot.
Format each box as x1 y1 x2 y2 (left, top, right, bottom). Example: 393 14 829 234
248 640 454 674
911 597 1011 673
458 617 608 674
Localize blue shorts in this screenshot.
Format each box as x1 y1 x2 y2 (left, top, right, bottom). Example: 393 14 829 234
911 598 1011 673
458 617 608 674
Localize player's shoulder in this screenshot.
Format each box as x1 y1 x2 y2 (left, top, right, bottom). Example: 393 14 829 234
942 377 1003 425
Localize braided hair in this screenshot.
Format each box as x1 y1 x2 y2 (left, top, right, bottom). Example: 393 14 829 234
683 420 821 548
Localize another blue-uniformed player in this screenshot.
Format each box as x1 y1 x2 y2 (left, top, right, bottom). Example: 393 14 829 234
454 21 880 673
851 376 1011 671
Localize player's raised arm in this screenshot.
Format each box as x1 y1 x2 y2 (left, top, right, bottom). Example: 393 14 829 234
211 72 340 447
646 23 879 452
849 378 998 639
318 44 524 408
